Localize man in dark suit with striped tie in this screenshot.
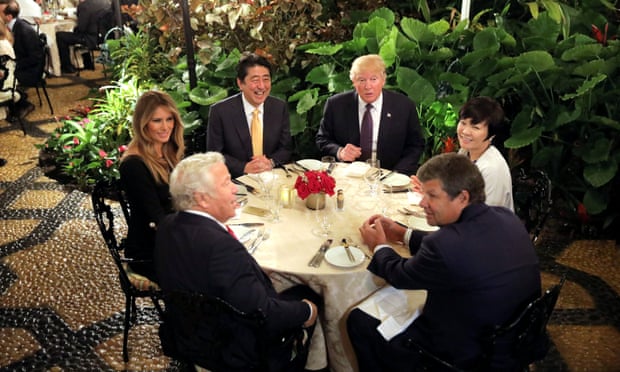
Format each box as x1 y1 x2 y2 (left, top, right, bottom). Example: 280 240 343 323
316 54 425 176
207 52 293 178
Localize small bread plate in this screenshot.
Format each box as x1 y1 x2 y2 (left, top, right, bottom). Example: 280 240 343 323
324 246 366 268
296 159 324 171
381 172 410 188
408 216 439 232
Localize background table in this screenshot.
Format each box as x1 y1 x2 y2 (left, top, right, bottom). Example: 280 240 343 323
39 18 78 77
234 163 425 372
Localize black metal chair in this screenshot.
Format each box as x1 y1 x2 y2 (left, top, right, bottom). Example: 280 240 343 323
410 275 566 372
0 54 26 135
160 290 310 372
18 33 53 114
91 180 164 362
512 168 552 244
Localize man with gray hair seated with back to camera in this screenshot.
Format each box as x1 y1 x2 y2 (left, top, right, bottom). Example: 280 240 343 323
154 152 322 371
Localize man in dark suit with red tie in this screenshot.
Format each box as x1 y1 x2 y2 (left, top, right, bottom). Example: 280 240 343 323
316 54 425 176
155 152 321 371
207 52 293 178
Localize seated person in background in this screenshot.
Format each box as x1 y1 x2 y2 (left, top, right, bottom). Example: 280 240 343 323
411 96 514 210
207 52 292 178
315 54 425 176
55 0 110 74
119 90 184 282
0 1 35 118
155 152 321 371
348 152 541 371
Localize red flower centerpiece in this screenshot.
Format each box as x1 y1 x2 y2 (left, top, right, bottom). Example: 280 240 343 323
294 170 336 199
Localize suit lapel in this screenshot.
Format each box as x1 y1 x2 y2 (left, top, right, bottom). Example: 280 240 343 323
350 92 362 144
230 94 253 159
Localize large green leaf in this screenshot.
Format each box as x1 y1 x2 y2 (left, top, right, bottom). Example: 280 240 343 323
583 160 617 187
581 137 612 164
505 126 543 148
473 28 500 52
400 17 434 44
369 7 395 26
292 89 319 115
561 44 604 62
395 66 435 106
572 59 616 77
304 44 344 56
583 187 608 215
378 27 398 67
188 86 228 106
561 74 607 100
305 64 336 85
515 51 555 72
427 19 450 36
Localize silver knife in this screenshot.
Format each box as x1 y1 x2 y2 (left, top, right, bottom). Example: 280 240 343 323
379 170 394 181
308 239 332 267
342 238 356 262
295 161 310 172
229 222 265 228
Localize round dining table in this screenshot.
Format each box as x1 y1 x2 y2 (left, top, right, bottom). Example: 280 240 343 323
231 161 429 372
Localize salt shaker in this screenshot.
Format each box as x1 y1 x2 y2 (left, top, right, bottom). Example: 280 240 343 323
336 189 344 210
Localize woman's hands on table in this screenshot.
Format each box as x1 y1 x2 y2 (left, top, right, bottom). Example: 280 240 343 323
359 214 408 252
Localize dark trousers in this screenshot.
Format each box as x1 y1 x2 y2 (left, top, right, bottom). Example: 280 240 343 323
347 308 420 372
56 31 94 70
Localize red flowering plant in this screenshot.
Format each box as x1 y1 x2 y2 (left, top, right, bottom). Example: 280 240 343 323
294 170 336 200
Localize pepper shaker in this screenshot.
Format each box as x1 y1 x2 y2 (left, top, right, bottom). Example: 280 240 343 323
336 189 344 210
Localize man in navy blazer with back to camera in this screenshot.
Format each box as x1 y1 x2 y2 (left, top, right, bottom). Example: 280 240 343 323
207 52 292 178
348 153 542 371
316 54 425 176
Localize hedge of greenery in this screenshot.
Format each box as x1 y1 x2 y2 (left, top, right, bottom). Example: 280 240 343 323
38 1 619 235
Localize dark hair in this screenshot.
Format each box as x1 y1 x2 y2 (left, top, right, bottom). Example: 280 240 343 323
417 153 486 204
459 96 505 140
236 52 272 81
3 1 19 17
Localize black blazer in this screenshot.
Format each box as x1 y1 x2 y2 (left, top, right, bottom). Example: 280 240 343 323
154 211 310 369
12 18 44 86
206 93 293 178
316 89 425 175
368 203 541 368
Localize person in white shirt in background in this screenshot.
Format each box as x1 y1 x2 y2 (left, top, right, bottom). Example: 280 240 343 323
15 0 40 25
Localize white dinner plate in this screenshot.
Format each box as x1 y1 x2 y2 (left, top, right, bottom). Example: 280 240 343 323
381 172 410 187
297 159 324 171
408 216 439 232
324 246 366 268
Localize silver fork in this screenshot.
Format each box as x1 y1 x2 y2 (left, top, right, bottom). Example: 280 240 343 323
249 229 270 254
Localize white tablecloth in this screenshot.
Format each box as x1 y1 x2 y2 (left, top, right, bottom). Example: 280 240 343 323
234 163 426 372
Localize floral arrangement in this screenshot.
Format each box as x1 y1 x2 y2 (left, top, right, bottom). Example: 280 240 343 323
294 170 336 200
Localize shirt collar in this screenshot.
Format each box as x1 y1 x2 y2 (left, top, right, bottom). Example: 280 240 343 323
241 94 264 117
358 92 383 113
184 209 227 232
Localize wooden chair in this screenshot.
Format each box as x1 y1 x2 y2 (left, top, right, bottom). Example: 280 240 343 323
410 275 566 371
91 180 164 362
512 168 552 244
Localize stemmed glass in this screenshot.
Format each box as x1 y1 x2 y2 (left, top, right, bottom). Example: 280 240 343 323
313 196 333 237
255 170 275 199
268 186 283 223
363 159 382 197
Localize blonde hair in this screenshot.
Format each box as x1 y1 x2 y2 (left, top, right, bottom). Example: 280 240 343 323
122 90 185 184
349 54 387 81
0 18 13 44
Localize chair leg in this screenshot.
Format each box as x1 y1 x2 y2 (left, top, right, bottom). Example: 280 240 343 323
41 85 54 114
123 295 132 362
34 87 43 107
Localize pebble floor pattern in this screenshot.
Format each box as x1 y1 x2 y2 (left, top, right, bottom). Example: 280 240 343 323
1 66 619 371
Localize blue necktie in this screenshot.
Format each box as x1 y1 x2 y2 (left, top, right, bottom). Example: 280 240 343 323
360 104 373 161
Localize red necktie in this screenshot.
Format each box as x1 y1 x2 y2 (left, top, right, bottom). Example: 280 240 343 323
360 103 373 161
226 225 237 239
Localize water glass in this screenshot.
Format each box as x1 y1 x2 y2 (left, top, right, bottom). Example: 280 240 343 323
364 159 381 197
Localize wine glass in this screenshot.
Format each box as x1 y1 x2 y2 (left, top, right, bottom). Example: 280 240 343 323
363 159 381 197
255 170 275 199
313 197 333 237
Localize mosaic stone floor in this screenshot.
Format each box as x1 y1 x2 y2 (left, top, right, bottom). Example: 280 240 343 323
1 66 619 372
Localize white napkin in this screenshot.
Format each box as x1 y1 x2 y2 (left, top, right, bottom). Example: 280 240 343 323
356 286 427 341
344 161 370 178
